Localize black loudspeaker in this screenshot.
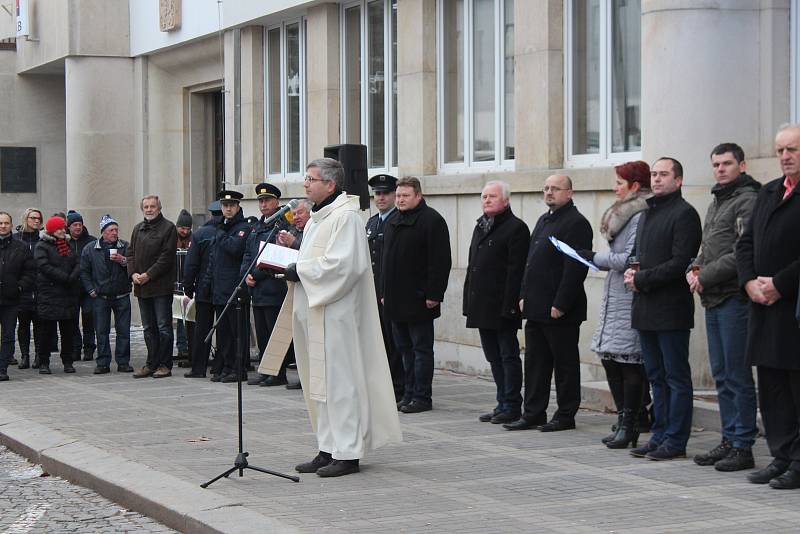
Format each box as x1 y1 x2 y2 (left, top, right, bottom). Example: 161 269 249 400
324 144 370 210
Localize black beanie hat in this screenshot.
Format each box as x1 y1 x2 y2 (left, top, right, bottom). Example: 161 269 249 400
176 209 193 228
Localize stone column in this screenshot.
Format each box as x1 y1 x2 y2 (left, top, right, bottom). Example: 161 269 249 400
65 56 138 235
397 0 437 176
514 0 564 170
240 26 265 185
306 3 341 161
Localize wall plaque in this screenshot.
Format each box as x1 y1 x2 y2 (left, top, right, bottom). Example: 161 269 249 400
159 0 181 32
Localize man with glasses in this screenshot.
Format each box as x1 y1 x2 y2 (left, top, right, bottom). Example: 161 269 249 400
505 175 592 432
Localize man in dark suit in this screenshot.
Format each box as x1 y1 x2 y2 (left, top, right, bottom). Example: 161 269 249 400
737 125 800 489
365 174 403 401
464 181 529 424
505 174 592 432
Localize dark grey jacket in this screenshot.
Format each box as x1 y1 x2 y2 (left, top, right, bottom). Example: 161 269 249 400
80 239 132 298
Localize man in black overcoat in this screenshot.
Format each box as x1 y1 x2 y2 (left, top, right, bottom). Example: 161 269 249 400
505 174 592 432
464 181 529 424
737 125 800 489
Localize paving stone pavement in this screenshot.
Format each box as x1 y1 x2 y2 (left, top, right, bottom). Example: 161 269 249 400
0 445 176 533
1 326 799 533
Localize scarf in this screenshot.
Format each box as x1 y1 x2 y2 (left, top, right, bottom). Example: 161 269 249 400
55 238 70 257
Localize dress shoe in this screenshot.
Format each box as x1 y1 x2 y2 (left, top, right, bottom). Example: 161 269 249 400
490 411 520 424
184 371 206 378
209 374 223 382
285 382 302 390
479 408 501 422
316 459 359 477
630 441 659 458
0 370 8 381
693 439 731 466
714 447 754 472
503 418 544 431
295 451 332 473
645 446 686 461
117 364 134 373
769 468 800 489
39 366 51 375
748 460 789 484
396 398 411 411
152 366 172 378
539 419 576 432
133 366 153 378
259 375 288 387
400 401 432 414
247 374 267 385
221 372 246 383
18 355 30 369
63 364 76 374
82 349 94 362
93 366 110 375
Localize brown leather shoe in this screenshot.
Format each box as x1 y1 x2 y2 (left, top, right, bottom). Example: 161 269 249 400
152 366 172 378
133 366 153 378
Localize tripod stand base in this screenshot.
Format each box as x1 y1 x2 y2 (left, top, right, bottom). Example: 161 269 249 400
201 452 300 488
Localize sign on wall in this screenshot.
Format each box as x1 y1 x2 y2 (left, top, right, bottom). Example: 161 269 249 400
159 0 181 32
15 0 28 37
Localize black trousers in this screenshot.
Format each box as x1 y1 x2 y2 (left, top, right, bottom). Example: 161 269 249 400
17 308 40 357
757 366 800 472
190 301 215 375
214 302 249 376
522 321 581 423
378 300 404 400
38 317 77 368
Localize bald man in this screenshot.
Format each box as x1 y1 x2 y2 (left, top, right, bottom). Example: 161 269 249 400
505 175 592 432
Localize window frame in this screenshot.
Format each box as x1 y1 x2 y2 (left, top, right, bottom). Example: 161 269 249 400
436 0 515 173
263 18 307 179
339 0 398 174
564 0 642 167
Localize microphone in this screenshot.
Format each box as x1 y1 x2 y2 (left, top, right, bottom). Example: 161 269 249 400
262 199 300 226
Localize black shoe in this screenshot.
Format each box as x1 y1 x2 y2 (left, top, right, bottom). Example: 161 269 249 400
285 382 302 390
63 364 76 374
247 374 267 386
18 355 30 370
82 349 94 362
295 452 332 473
184 371 206 378
400 401 432 414
539 419 576 432
316 459 359 478
32 356 40 369
645 446 686 461
93 366 110 375
396 398 411 411
210 374 223 383
9 357 18 366
176 359 192 368
490 411 520 424
0 370 8 381
221 372 245 383
117 364 134 373
259 375 288 387
479 409 501 423
714 447 755 472
630 441 659 458
693 439 731 466
503 417 545 431
748 460 789 484
769 468 800 489
39 366 51 375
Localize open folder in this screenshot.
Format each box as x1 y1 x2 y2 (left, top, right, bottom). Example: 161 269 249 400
548 235 598 271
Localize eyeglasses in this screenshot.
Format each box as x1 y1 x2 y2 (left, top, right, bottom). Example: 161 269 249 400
543 186 570 193
304 174 327 183
28 216 42 220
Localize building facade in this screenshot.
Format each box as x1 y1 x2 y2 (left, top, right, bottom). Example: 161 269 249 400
0 0 797 385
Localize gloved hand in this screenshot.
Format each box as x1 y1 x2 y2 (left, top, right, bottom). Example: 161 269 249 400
576 249 595 262
284 263 300 283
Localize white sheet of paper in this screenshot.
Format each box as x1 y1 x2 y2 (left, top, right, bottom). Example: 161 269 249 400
548 235 598 271
257 242 299 270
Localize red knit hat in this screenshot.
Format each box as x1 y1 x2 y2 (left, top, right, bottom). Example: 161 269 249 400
45 216 66 234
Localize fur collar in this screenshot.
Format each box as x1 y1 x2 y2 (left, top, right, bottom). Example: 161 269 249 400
599 192 650 241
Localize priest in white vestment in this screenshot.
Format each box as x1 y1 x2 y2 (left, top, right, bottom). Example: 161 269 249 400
282 158 402 477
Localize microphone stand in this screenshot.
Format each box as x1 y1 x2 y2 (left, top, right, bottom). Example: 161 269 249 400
201 217 299 488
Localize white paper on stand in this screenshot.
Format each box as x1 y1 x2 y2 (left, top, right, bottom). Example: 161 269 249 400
548 235 598 271
257 242 299 270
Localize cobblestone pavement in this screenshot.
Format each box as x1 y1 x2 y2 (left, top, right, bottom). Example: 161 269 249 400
0 445 175 533
2 327 800 533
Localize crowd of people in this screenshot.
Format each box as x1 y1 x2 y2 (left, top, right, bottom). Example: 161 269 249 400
0 125 797 485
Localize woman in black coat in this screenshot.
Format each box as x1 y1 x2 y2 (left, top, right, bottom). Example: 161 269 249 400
34 216 80 374
13 207 42 368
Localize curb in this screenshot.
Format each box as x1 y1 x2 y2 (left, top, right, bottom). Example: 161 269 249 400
0 408 299 534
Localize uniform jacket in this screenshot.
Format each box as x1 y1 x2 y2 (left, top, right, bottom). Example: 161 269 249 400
590 194 647 355
0 235 36 306
463 208 529 330
365 207 398 300
240 214 289 307
695 173 760 309
34 232 80 320
12 229 39 310
736 176 800 369
127 213 178 299
630 190 702 331
520 200 593 324
183 218 218 304
209 209 251 306
80 239 132 298
382 199 451 322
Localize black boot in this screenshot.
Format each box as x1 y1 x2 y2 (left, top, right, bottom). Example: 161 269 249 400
32 355 40 369
18 354 30 370
602 413 622 444
606 408 640 449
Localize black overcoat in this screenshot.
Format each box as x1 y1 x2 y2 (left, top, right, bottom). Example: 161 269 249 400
0 236 35 306
34 233 80 320
382 199 451 322
519 200 593 325
183 218 218 304
463 208 529 330
736 176 800 369
366 207 398 299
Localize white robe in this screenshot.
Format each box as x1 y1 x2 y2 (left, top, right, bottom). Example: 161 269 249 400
292 193 402 459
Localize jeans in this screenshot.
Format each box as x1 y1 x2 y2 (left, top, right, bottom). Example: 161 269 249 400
639 329 693 451
176 319 189 353
72 295 96 354
392 320 435 407
93 295 131 368
138 295 174 370
479 328 522 415
0 304 18 371
705 297 757 449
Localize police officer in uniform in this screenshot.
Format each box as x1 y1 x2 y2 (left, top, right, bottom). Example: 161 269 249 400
209 190 252 383
366 174 404 400
242 183 294 387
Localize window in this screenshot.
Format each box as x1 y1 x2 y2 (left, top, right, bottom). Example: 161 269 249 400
0 147 36 193
265 20 306 177
565 0 641 164
792 0 799 122
437 0 515 170
341 0 398 171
